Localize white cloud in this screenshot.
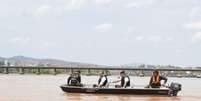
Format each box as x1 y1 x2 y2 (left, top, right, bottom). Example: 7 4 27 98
65 0 87 10
135 36 144 41
33 5 52 16
184 21 201 29
127 27 135 33
33 1 86 17
176 49 184 54
148 36 162 43
95 0 112 6
64 0 113 9
122 34 173 44
192 32 201 42
166 37 174 41
32 0 113 17
124 0 156 8
10 36 31 45
42 41 51 47
125 2 138 8
94 23 112 32
190 7 201 18
33 41 56 51
147 36 174 43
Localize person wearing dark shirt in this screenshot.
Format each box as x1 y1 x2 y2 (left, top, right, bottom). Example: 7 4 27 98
67 70 82 86
120 71 130 88
147 70 167 88
112 71 130 88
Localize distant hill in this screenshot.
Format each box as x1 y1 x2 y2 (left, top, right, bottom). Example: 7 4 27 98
9 56 37 61
0 57 5 61
0 56 101 68
0 56 191 69
121 62 182 69
121 62 145 68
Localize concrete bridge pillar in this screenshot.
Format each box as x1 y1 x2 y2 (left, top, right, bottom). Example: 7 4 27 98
3 68 9 74
139 70 144 77
19 68 24 74
36 68 40 75
53 68 57 75
87 68 91 75
70 69 73 74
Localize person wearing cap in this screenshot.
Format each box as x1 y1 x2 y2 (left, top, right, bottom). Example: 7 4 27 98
112 71 130 88
147 70 167 88
94 71 108 88
67 70 82 86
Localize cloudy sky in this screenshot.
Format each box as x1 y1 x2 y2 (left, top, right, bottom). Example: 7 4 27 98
1 0 201 66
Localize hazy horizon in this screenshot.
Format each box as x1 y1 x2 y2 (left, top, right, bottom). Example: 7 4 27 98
0 55 199 67
1 0 201 67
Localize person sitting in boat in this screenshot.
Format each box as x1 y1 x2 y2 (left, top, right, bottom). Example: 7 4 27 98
147 70 167 88
112 71 130 88
93 71 108 88
67 70 82 86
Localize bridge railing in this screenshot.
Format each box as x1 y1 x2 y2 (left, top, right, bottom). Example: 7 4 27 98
0 66 201 76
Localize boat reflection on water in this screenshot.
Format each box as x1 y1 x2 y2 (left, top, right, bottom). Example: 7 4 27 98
62 93 182 101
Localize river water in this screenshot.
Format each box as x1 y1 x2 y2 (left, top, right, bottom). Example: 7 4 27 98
0 74 200 101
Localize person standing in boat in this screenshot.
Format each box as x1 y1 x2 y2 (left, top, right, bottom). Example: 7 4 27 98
112 71 130 88
94 71 108 88
147 70 167 88
67 70 82 86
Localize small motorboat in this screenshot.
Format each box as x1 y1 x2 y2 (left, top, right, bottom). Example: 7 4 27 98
60 82 181 97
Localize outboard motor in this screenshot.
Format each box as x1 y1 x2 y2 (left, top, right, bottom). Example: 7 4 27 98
168 82 182 96
170 82 182 91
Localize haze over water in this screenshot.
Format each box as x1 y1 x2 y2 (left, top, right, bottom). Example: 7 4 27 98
0 75 201 101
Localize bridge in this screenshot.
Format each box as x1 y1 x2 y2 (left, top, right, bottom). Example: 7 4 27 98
0 66 201 77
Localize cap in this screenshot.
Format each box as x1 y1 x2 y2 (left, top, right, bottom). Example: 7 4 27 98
120 70 125 74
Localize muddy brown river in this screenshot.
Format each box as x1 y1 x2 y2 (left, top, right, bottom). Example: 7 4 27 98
0 75 200 101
